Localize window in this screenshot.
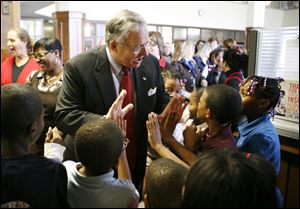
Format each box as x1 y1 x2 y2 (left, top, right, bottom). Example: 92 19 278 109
235 31 245 44
188 28 200 44
226 31 235 40
84 21 106 51
256 27 299 133
255 27 299 139
161 26 172 43
20 19 44 42
95 23 106 47
83 21 246 51
174 27 187 40
201 29 214 42
215 30 225 43
84 22 95 51
256 27 299 82
147 25 157 32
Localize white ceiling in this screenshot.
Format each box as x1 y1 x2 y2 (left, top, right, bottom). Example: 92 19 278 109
20 1 54 19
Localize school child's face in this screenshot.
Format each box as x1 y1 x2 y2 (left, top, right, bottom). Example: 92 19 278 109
165 78 181 97
239 80 260 117
196 90 209 120
31 111 45 144
189 91 199 120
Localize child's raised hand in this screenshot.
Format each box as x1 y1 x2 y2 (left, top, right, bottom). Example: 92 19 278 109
158 95 187 129
146 112 163 150
183 124 201 152
45 127 64 145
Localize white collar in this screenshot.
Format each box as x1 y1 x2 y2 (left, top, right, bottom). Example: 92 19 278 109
106 46 122 76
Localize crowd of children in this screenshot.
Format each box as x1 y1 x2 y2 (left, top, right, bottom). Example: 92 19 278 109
2 25 286 207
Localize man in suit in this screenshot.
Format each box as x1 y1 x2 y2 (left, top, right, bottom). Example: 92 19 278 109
54 10 169 191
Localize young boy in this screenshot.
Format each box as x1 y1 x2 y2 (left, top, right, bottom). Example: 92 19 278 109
181 149 278 208
45 118 139 208
1 83 68 208
147 84 242 166
143 157 187 208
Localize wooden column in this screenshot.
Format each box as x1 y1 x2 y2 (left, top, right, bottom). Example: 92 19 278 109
1 1 20 63
245 27 258 77
52 11 85 63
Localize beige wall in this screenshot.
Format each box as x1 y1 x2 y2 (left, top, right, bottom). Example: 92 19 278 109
282 9 299 27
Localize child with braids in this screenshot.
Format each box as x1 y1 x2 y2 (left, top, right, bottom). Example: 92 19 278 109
236 75 285 175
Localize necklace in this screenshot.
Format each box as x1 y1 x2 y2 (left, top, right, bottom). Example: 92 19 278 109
44 70 63 85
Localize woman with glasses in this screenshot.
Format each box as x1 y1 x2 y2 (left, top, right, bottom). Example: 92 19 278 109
147 31 170 71
26 37 64 155
1 28 40 86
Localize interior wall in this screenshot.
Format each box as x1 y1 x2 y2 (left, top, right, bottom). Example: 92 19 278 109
282 9 299 27
264 8 284 29
52 1 249 30
264 8 300 28
22 1 299 32
66 1 299 30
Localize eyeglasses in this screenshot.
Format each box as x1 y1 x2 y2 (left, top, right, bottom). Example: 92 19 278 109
133 43 149 54
124 40 151 54
34 50 53 60
146 38 157 47
123 136 130 149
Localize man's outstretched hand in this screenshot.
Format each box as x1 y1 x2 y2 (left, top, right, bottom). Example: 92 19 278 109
105 90 134 120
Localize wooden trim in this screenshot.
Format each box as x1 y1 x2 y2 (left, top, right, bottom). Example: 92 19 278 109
280 144 299 155
52 11 86 63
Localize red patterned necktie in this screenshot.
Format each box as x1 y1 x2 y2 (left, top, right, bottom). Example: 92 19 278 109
120 67 135 174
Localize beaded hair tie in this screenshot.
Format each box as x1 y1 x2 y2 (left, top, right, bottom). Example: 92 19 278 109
245 152 252 159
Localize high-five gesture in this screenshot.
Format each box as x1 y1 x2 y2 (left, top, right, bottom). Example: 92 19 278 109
147 112 189 168
159 95 188 139
105 90 134 120
158 95 187 124
147 112 163 150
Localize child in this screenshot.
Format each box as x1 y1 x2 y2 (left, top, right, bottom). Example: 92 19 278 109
45 117 140 208
147 84 242 166
147 72 187 167
162 70 188 143
181 149 278 208
221 48 248 91
161 70 183 98
143 158 187 208
1 83 68 208
237 75 284 175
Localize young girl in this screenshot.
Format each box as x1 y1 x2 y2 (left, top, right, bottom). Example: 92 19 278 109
236 75 285 175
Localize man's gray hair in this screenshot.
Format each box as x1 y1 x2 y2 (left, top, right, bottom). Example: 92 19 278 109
105 10 147 45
